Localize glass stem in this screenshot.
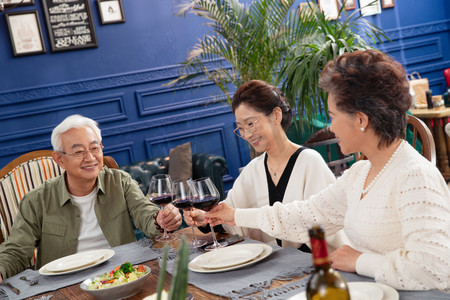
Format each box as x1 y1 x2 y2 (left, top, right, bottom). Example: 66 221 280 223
191 226 198 242
161 206 168 238
209 224 220 247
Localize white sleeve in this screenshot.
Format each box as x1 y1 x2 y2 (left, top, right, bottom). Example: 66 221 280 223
235 172 349 243
359 166 450 290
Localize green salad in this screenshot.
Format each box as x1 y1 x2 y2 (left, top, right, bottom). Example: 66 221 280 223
87 262 149 290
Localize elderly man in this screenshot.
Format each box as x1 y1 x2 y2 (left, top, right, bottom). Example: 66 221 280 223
0 115 182 281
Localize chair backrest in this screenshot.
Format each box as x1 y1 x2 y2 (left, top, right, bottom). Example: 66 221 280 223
356 115 436 165
304 127 355 177
406 114 436 165
0 150 118 244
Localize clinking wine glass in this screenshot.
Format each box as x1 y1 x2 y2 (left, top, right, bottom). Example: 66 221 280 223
172 178 207 248
148 174 174 242
193 177 228 251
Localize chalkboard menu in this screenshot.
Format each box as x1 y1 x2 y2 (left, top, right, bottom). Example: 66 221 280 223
42 0 97 52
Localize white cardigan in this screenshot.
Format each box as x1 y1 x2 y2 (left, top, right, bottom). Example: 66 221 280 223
235 142 450 290
224 147 336 248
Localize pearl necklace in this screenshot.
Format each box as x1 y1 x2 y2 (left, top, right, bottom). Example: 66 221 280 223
361 140 404 194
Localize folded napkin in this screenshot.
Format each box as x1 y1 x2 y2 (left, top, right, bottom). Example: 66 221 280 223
0 238 160 300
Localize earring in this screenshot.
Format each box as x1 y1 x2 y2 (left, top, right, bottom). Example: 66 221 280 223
360 127 365 132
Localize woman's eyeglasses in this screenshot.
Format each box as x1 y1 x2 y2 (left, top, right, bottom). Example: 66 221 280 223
233 117 263 138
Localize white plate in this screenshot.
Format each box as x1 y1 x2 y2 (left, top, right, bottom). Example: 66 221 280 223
194 243 264 269
188 243 273 273
45 249 107 272
39 249 115 275
287 281 399 300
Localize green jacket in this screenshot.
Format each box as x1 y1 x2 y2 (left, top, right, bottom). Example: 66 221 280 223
0 167 160 279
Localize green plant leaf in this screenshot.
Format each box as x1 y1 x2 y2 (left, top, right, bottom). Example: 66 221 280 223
156 243 169 300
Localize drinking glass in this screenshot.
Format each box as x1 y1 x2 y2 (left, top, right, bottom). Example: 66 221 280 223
193 177 228 251
173 179 207 248
148 174 174 242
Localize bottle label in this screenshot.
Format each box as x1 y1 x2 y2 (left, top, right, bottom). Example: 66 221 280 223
310 237 330 266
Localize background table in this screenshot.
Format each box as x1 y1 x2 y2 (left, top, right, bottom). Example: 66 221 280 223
410 107 450 181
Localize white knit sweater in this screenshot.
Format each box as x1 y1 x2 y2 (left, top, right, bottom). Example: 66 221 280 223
235 142 450 290
224 147 337 248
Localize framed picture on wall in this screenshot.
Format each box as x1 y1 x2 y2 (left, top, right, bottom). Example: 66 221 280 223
97 0 125 24
4 10 46 57
381 0 395 8
344 0 356 10
42 0 98 52
359 0 381 16
3 0 34 7
318 0 339 20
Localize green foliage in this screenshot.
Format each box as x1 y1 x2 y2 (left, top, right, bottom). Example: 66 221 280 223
280 1 388 128
156 237 190 300
171 0 388 130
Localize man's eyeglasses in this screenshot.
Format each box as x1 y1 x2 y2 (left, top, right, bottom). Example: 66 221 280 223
233 117 263 138
61 145 103 159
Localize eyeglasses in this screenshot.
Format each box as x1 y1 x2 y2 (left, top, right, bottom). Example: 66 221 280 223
61 145 103 159
233 117 264 138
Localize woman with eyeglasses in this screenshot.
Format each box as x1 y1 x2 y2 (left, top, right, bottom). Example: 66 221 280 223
185 80 341 250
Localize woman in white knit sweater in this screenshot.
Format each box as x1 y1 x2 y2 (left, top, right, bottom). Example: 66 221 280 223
205 50 450 291
185 80 337 250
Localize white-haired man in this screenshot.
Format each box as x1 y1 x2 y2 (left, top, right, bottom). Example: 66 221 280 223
0 115 182 281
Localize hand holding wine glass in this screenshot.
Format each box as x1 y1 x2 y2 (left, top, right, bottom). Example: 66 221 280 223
193 177 228 251
173 179 207 248
148 174 174 242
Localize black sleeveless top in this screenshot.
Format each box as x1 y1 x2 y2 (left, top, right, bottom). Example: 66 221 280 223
264 147 311 252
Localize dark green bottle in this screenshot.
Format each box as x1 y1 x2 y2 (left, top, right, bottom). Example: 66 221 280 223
306 226 350 300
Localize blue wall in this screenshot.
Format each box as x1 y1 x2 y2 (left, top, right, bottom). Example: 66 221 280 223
0 0 449 193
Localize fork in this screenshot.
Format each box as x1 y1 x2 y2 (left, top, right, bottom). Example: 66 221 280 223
20 276 39 286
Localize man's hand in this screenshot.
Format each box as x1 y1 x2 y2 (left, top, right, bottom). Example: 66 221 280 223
184 209 207 227
329 245 361 273
204 202 236 226
157 203 182 232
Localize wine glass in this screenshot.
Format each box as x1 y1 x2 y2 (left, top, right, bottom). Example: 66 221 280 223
173 179 207 248
148 174 174 242
193 177 228 251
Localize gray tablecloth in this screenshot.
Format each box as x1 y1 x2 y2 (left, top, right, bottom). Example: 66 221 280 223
0 238 160 300
165 239 450 300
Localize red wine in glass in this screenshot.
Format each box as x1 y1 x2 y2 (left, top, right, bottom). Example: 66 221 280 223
173 179 207 248
194 177 228 251
152 194 174 206
191 196 219 211
148 174 174 242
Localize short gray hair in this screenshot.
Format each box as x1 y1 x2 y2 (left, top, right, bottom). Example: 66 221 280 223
51 115 102 152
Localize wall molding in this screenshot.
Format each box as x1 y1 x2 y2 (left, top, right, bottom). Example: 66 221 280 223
385 19 450 41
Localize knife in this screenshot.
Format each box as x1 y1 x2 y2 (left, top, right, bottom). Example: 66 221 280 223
4 282 20 295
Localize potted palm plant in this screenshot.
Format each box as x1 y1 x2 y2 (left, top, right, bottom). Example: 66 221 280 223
170 0 388 142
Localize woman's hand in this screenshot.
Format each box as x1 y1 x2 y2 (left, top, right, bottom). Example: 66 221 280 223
157 203 182 232
204 202 236 226
329 245 361 273
184 208 207 227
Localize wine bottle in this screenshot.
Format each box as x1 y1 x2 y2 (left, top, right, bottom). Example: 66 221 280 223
306 225 350 300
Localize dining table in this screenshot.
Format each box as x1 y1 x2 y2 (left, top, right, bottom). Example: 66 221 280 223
0 227 446 300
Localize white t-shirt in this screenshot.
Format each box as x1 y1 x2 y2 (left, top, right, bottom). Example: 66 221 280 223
71 188 110 252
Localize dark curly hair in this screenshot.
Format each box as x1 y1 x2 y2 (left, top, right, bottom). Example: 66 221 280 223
319 50 411 148
231 80 293 131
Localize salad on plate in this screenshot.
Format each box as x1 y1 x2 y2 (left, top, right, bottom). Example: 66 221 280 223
87 262 149 290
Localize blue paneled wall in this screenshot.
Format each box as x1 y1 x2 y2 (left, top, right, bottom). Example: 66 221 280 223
0 0 449 193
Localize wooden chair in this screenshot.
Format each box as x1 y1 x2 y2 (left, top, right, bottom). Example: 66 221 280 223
356 115 436 165
0 150 118 245
406 114 436 165
304 127 355 177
